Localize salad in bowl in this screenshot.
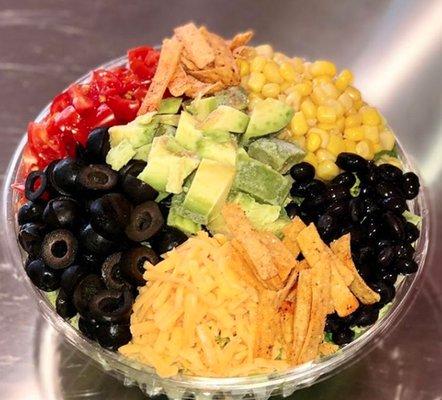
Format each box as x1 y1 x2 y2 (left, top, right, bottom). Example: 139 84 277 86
5 23 428 398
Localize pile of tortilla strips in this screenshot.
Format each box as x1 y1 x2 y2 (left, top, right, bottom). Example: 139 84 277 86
138 23 253 115
221 204 380 365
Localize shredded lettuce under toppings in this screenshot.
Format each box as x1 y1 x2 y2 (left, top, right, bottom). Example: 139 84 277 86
291 196 304 206
350 174 361 197
324 332 333 343
403 210 422 227
373 145 399 161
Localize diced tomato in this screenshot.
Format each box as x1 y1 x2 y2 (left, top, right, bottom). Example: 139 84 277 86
127 46 159 80
133 86 148 102
113 67 144 93
68 84 96 115
87 103 117 129
92 69 123 96
107 95 139 123
50 92 71 114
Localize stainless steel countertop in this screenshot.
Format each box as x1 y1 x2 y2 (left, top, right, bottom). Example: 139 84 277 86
0 1 441 399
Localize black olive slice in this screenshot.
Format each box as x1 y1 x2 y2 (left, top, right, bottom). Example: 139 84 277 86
101 252 131 291
17 201 45 225
77 164 118 192
80 224 118 256
78 317 100 340
43 197 81 230
121 246 159 286
89 289 133 323
51 158 85 195
125 201 164 242
60 264 89 295
56 289 77 319
73 274 105 316
25 170 47 201
41 229 78 269
25 259 61 292
150 227 188 256
95 322 131 351
18 222 46 256
89 193 132 240
85 127 110 163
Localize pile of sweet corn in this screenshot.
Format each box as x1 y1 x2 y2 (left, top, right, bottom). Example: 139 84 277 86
238 45 399 180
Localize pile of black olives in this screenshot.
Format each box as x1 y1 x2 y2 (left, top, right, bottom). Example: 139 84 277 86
17 127 187 350
287 153 421 344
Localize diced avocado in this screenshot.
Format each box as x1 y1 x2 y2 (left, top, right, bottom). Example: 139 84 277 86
133 143 151 161
215 86 248 110
167 193 201 235
229 192 281 230
263 216 291 238
201 105 250 134
243 98 293 143
137 136 199 194
248 138 305 173
106 139 136 171
196 138 237 166
202 130 231 143
155 124 177 137
233 155 292 205
156 192 170 202
109 111 158 149
207 212 228 235
154 114 180 126
181 159 235 224
158 97 182 114
175 111 203 151
186 96 218 120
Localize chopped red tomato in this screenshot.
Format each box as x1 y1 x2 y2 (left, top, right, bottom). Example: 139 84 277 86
21 45 159 178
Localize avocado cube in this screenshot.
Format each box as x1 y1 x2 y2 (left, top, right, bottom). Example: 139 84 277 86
196 138 237 166
248 138 305 173
154 114 180 126
243 98 293 143
233 156 291 205
167 193 201 235
215 86 249 110
201 105 250 134
175 111 203 151
106 139 136 171
186 96 218 120
133 143 151 161
158 97 182 114
182 159 235 224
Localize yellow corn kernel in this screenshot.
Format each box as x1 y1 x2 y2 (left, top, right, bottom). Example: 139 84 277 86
294 81 313 96
316 148 336 162
290 111 309 136
345 86 361 102
301 99 317 119
311 60 337 77
291 57 305 73
311 86 328 105
247 72 266 92
286 91 302 111
335 69 354 91
280 62 297 82
280 81 291 92
238 59 250 77
323 98 345 117
353 99 364 110
336 117 345 131
344 139 357 152
356 140 375 160
306 131 322 152
263 61 283 84
379 129 396 151
361 106 381 126
308 128 329 148
313 75 333 85
344 126 364 141
261 83 280 98
321 82 340 100
294 135 306 149
373 143 382 153
255 44 274 59
362 125 379 143
345 113 362 128
338 92 353 112
326 134 346 156
317 106 337 124
250 56 267 73
273 51 290 64
303 152 318 168
317 160 340 181
317 122 336 131
278 93 287 103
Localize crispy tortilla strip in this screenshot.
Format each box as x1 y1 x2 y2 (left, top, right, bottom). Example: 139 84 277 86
174 23 215 69
254 290 279 358
200 27 239 69
282 217 306 258
222 204 279 282
297 260 330 364
232 45 255 60
185 77 224 98
297 224 354 286
229 30 254 50
319 341 339 357
189 66 238 86
330 265 359 317
291 269 312 362
138 37 182 114
259 231 297 284
276 268 299 307
298 259 311 271
279 300 295 348
168 64 189 97
180 48 199 71
331 235 380 304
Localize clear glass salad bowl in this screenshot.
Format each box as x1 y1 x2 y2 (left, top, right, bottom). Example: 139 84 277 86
0 55 430 400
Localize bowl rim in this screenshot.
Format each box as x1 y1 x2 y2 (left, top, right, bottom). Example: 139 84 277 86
0 54 431 392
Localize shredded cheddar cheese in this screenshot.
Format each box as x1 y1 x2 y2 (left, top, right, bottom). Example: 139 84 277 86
119 232 290 377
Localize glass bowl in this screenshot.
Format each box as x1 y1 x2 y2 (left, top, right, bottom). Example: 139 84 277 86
1 55 430 400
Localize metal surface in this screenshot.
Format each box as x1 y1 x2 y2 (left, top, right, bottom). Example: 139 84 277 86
0 1 440 399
